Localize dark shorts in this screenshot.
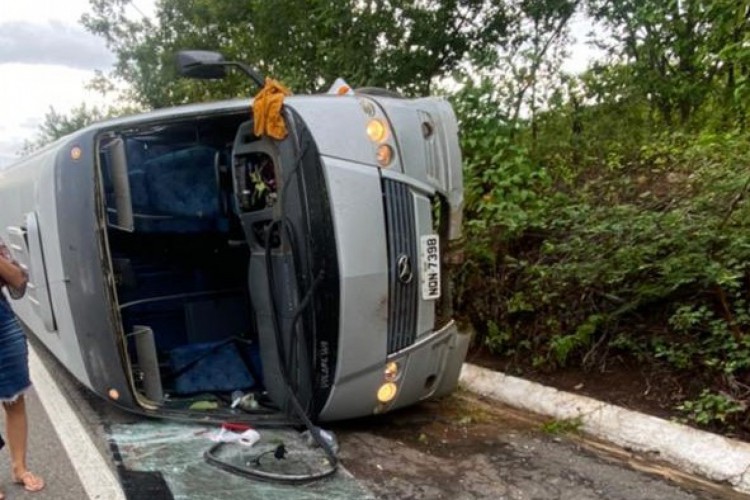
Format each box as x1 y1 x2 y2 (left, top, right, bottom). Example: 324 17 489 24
0 298 30 402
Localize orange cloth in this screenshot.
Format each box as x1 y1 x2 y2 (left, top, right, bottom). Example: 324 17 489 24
253 78 292 140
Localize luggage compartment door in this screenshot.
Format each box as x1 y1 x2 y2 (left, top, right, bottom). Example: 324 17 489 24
7 212 57 331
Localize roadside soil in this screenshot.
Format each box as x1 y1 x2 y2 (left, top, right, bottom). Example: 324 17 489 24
465 345 750 442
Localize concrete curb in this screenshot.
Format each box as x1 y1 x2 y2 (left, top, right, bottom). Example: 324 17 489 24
459 363 750 494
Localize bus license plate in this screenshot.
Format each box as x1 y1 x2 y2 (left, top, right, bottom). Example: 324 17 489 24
420 235 441 300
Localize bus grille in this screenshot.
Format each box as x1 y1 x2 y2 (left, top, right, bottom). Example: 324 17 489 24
383 179 419 354
418 110 445 185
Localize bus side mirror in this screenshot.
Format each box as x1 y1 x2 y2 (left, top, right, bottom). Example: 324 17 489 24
176 50 228 79
176 50 265 89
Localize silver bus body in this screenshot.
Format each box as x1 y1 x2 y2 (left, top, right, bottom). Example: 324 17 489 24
0 92 468 422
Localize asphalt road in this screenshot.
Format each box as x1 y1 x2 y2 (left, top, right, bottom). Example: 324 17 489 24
0 337 742 500
0 385 87 500
333 394 740 500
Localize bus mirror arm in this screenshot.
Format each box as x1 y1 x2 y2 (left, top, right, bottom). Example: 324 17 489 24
224 62 265 90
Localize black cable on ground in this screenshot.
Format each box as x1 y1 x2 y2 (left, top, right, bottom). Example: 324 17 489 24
204 116 339 482
204 439 334 483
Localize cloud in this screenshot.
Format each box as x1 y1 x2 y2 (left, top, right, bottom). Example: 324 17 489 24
0 137 25 168
0 155 16 168
19 117 42 131
0 20 114 70
0 63 112 167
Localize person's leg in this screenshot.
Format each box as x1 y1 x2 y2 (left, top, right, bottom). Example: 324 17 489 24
0 429 4 499
4 396 44 492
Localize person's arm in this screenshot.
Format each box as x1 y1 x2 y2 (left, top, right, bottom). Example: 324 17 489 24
0 256 26 291
0 243 28 299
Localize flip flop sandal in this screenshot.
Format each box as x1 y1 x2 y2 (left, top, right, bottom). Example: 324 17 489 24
14 471 45 492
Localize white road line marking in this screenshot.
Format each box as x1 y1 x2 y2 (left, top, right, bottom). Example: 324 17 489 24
28 345 125 500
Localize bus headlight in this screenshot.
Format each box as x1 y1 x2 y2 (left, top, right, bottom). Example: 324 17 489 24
366 119 388 143
360 98 400 169
377 382 398 403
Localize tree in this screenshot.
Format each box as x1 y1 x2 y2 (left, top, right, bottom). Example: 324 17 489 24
706 0 750 127
21 99 140 154
82 0 513 108
587 0 750 127
21 104 106 154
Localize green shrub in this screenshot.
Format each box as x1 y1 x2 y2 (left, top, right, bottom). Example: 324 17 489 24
677 390 745 428
455 117 750 431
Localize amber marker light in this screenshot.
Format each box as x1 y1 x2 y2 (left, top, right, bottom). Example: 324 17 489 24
377 382 398 403
384 361 399 381
70 146 83 161
376 144 394 167
366 118 388 143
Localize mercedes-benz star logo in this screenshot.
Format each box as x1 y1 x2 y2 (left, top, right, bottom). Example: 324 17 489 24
397 254 414 284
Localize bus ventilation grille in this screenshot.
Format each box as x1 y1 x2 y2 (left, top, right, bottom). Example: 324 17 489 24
383 179 419 354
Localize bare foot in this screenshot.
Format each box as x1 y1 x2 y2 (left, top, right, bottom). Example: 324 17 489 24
14 470 45 492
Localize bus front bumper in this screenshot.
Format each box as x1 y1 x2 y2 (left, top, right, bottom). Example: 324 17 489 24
317 321 470 421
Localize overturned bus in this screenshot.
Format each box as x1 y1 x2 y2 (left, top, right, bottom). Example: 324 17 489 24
0 52 468 423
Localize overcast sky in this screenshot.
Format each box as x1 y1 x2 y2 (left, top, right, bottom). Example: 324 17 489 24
0 0 156 167
0 2 599 168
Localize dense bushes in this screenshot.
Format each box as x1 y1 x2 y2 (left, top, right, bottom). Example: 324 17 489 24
454 83 750 432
